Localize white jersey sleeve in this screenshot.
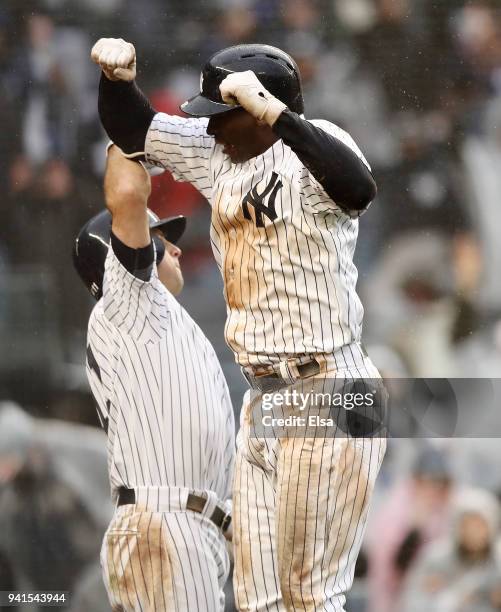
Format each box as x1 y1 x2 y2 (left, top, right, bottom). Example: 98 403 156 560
144 113 215 199
299 119 372 216
101 243 171 343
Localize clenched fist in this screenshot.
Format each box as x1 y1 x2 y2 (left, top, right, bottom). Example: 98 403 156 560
91 38 136 82
219 70 287 126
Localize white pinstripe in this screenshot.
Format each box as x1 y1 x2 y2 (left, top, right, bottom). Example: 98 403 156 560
143 113 384 610
234 345 386 611
145 114 368 368
101 503 229 611
86 245 234 611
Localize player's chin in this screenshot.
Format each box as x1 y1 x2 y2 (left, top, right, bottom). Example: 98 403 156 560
160 268 184 296
224 145 245 164
170 270 184 296
225 151 239 164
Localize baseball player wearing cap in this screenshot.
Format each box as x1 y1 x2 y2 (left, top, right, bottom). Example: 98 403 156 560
73 145 235 612
91 39 386 611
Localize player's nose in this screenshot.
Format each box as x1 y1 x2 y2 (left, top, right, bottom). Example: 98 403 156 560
207 114 225 137
167 243 182 259
206 117 218 137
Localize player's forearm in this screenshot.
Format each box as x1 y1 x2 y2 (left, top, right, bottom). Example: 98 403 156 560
104 145 151 250
104 145 151 208
273 110 377 212
99 74 155 154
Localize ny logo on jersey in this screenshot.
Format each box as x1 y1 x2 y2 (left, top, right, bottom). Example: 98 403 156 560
242 172 283 227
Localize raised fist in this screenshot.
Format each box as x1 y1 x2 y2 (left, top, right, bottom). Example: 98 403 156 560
91 38 136 82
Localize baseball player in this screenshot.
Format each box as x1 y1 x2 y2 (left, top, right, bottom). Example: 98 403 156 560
73 145 235 611
91 39 387 611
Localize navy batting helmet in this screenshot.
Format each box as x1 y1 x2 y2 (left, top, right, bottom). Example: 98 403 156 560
73 209 186 300
181 43 304 117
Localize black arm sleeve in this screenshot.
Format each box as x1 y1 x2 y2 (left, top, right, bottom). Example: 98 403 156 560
110 232 154 281
273 110 377 212
99 74 156 154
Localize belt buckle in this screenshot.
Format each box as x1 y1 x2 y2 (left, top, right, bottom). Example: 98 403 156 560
278 359 296 385
297 357 321 379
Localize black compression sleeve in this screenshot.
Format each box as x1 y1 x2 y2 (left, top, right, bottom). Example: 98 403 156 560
110 232 154 281
273 110 377 212
99 74 156 154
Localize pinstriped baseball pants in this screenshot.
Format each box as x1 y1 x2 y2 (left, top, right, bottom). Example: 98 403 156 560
101 502 229 611
233 343 387 611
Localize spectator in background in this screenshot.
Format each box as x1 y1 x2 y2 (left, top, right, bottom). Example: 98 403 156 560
0 402 110 609
4 154 100 360
454 318 501 379
285 30 395 169
0 548 16 594
423 1 501 146
366 447 454 612
0 8 19 190
0 9 104 361
3 7 99 172
279 0 321 36
355 0 437 113
199 3 260 64
401 487 501 612
461 97 501 317
9 12 78 163
362 112 481 375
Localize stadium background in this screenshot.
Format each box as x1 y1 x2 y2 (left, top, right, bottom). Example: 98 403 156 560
0 0 500 610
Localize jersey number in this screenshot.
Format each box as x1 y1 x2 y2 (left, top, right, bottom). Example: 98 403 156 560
242 172 283 227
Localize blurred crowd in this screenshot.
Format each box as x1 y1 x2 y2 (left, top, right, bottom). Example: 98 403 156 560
1 0 501 610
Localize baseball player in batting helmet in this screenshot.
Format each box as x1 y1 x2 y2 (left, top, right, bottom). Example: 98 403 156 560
91 38 386 611
73 207 186 300
180 44 304 117
74 145 235 611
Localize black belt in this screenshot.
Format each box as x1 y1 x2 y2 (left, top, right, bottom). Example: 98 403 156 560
117 487 231 533
273 359 320 379
243 358 321 391
243 346 369 391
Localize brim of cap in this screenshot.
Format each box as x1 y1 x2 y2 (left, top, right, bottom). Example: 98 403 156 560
180 93 240 117
149 215 187 244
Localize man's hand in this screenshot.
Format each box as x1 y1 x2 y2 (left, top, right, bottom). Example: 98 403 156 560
91 38 136 82
219 70 287 126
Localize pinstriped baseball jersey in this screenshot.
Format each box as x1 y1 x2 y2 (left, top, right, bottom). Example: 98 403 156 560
86 244 235 502
145 114 370 368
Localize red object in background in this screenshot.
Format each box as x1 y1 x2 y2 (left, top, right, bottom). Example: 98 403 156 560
148 89 203 219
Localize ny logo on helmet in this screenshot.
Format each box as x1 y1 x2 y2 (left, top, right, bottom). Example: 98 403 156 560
242 172 283 227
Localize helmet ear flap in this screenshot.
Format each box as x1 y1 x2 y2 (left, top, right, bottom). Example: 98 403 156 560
152 235 165 265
